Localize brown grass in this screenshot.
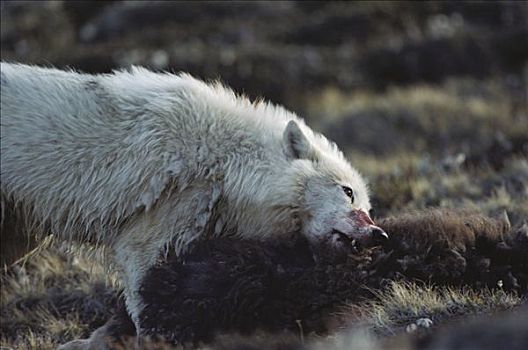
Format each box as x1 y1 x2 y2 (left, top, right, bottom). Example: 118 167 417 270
340 282 523 336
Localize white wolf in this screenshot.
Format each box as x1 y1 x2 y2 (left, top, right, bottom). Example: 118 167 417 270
0 63 387 330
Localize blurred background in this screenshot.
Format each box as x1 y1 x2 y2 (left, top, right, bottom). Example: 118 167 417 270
2 0 527 219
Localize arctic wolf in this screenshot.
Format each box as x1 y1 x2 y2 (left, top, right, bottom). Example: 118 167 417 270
0 62 387 330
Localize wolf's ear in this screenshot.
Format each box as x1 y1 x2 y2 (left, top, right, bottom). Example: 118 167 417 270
283 120 315 160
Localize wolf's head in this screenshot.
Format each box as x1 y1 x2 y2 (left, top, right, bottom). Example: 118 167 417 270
283 120 388 251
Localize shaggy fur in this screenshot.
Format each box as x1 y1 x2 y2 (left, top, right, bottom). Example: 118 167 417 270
379 209 527 290
1 63 379 329
73 209 526 348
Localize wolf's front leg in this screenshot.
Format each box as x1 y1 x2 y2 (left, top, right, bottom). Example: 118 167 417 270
60 181 224 349
114 181 223 333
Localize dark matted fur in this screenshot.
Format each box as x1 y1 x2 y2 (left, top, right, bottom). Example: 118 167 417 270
105 209 527 346
138 236 362 344
378 209 527 291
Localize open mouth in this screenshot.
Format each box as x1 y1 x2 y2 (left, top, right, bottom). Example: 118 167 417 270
332 229 361 253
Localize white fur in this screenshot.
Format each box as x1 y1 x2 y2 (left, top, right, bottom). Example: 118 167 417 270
0 63 372 330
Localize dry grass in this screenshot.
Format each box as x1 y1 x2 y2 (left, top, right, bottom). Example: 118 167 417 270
1 247 118 349
342 282 523 336
369 156 528 220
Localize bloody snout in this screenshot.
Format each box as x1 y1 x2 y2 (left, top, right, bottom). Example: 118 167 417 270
350 209 389 245
350 209 375 226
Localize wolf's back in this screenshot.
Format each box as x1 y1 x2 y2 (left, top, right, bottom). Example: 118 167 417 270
0 63 176 243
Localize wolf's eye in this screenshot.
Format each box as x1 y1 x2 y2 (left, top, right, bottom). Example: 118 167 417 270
342 186 354 203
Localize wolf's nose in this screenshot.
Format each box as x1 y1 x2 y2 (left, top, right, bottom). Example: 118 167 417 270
371 227 389 243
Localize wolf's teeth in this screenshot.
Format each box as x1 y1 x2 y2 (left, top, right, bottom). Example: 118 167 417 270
351 239 356 246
